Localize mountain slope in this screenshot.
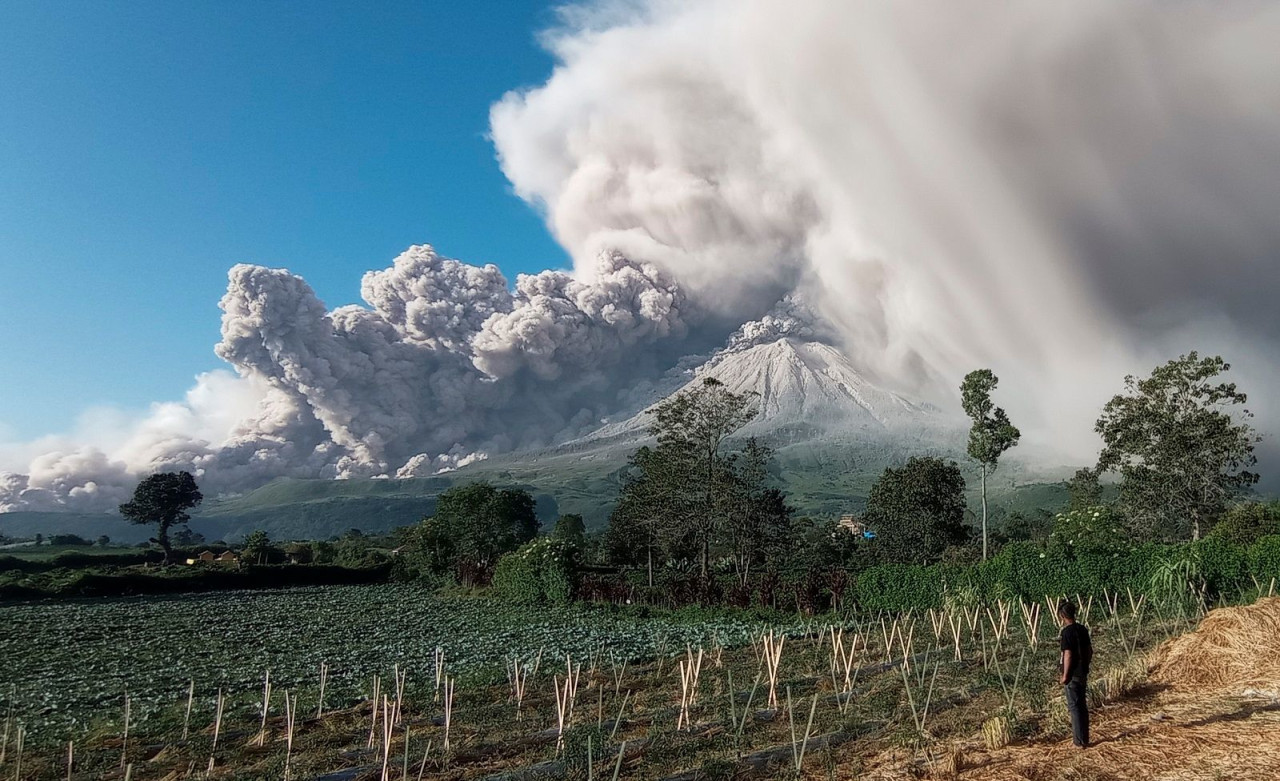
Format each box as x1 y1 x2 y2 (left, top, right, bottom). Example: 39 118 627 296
573 336 944 447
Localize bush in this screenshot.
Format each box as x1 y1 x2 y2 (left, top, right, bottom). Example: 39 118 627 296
1194 536 1247 597
1049 506 1131 558
854 564 941 611
491 537 579 605
1247 535 1280 584
49 534 92 546
979 542 1078 600
1209 502 1280 548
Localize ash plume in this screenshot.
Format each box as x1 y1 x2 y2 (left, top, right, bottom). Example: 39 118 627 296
4 0 1280 512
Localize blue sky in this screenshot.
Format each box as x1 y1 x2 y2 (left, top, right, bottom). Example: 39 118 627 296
0 0 568 439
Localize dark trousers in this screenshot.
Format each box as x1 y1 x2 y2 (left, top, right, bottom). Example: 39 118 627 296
1064 679 1089 747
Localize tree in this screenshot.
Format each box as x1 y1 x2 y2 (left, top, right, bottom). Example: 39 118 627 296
96 535 111 547
725 438 793 585
425 483 539 581
242 529 271 565
647 377 758 577
118 471 203 564
961 369 1021 560
1207 501 1280 548
552 514 586 544
1065 468 1103 511
173 526 206 548
1096 353 1260 541
604 446 681 585
864 457 969 565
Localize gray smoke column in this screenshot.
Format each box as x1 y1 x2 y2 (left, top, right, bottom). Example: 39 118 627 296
491 0 1280 451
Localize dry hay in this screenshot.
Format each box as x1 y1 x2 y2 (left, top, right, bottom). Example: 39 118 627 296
1151 597 1280 693
965 693 1280 781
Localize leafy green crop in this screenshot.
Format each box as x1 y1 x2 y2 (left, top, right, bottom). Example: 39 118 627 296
0 584 792 740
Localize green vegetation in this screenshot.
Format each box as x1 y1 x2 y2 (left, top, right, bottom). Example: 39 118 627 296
961 368 1021 560
491 537 579 605
862 456 968 565
118 470 204 563
0 585 799 740
1096 352 1260 541
0 580 1216 779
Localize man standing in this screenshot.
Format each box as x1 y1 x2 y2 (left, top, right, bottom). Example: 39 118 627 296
1058 600 1092 748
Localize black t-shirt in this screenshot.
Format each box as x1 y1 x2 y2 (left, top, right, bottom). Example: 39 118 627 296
1060 623 1093 681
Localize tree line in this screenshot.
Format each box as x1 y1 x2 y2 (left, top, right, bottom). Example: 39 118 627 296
112 350 1263 603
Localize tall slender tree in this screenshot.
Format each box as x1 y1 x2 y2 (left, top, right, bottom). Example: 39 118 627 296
960 369 1021 560
605 446 679 585
647 377 758 577
725 438 793 586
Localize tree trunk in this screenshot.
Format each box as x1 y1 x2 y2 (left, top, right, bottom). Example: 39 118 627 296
157 522 173 565
647 545 654 588
981 465 989 562
1191 512 1201 542
701 539 710 579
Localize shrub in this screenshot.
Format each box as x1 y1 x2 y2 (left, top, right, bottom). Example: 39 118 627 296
49 534 92 546
1049 506 1131 559
491 537 579 605
1247 535 1280 584
854 564 941 612
980 542 1076 600
1193 536 1247 597
1209 502 1280 548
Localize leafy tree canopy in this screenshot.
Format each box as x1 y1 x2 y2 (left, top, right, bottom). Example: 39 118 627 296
118 471 203 563
864 456 969 565
1096 352 1260 541
425 482 539 576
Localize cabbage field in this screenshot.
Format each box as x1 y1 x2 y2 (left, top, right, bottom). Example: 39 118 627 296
0 584 792 741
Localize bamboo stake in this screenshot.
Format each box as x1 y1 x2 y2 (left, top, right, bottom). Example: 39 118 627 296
761 631 785 710
380 695 394 781
1 686 12 766
948 612 963 661
402 723 410 781
367 674 383 749
608 690 631 742
611 740 627 781
433 647 446 703
676 646 703 730
317 661 330 719
510 658 530 719
284 690 298 781
553 659 580 751
120 691 130 768
255 670 272 747
415 739 433 781
208 687 225 773
441 677 455 753
182 679 195 740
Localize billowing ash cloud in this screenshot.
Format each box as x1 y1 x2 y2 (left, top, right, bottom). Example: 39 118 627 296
5 0 1280 511
1 245 708 511
491 0 1280 450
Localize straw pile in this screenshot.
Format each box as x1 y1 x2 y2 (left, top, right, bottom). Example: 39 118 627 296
1151 597 1280 692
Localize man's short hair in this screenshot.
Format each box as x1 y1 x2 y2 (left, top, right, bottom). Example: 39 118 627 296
1057 600 1078 620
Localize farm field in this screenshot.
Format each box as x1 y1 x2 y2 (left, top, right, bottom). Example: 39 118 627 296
0 585 797 741
6 588 1276 779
